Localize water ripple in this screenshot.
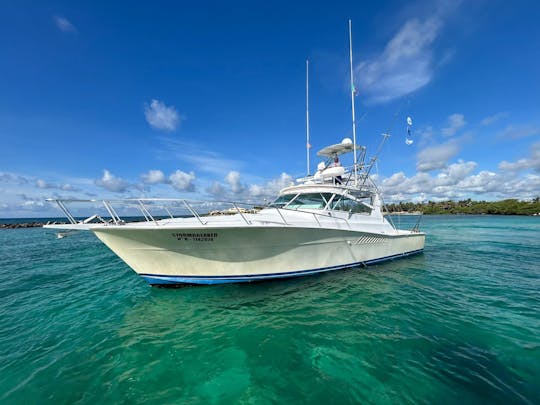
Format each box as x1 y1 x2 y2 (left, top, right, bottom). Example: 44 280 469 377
0 217 539 403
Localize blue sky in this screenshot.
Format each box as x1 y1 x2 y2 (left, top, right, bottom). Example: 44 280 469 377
1 0 540 217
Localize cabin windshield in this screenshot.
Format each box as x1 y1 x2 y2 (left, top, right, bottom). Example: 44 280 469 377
287 193 334 209
330 195 372 214
270 194 296 208
271 192 334 210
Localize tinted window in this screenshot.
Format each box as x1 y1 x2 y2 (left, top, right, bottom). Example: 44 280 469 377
270 194 297 208
330 196 371 214
287 193 333 209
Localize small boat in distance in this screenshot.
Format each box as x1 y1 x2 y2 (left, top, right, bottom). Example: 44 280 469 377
44 20 425 285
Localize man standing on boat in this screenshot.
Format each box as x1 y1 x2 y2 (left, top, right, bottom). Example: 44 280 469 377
332 155 343 184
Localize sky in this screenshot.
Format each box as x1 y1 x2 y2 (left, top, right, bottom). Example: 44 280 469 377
1 0 540 217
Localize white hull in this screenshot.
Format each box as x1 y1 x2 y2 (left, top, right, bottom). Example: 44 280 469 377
93 225 425 285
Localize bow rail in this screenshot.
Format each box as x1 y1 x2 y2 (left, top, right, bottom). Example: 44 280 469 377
45 197 354 229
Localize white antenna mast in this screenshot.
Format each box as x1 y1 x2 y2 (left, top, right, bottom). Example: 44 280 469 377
306 59 310 175
348 19 358 186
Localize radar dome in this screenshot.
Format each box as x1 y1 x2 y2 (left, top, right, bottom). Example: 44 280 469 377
341 137 353 145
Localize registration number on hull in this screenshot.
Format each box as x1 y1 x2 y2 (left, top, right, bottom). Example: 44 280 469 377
171 232 218 242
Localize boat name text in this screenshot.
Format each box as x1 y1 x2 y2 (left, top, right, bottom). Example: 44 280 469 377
172 232 218 242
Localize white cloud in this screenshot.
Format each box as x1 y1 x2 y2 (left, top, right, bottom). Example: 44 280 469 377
207 181 226 197
141 169 166 184
497 125 540 140
181 152 241 176
455 170 499 193
144 99 181 131
248 172 294 199
36 179 53 189
22 200 45 208
61 184 77 191
19 194 46 208
225 171 244 194
54 16 77 33
265 173 294 194
205 172 294 201
355 17 442 103
381 148 540 201
248 184 264 197
437 160 477 185
169 170 195 191
382 168 486 200
442 113 466 136
156 137 244 176
417 125 436 146
499 158 532 173
94 170 130 192
0 172 29 184
416 140 460 171
36 179 79 191
480 112 508 126
382 172 407 189
499 142 540 172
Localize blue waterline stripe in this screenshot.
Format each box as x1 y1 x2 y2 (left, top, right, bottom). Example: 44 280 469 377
140 249 424 285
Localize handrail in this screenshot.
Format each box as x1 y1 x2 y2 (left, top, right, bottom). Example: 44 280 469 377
137 201 150 221
57 200 77 224
182 200 207 226
138 200 157 225
233 203 252 225
411 214 423 233
102 200 119 225
274 207 288 225
46 197 355 229
164 207 174 219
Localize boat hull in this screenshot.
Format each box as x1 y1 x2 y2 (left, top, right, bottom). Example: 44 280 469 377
93 226 425 285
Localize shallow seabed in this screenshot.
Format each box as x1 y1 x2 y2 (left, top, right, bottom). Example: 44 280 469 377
0 215 539 404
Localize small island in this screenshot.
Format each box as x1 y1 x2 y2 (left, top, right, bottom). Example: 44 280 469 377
386 198 540 216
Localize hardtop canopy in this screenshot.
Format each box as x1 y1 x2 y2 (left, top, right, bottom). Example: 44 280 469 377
316 142 361 158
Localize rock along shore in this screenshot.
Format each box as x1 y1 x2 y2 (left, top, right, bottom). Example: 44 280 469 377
1 222 44 229
0 221 68 229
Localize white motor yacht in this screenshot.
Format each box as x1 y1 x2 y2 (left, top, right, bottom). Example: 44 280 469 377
45 139 425 286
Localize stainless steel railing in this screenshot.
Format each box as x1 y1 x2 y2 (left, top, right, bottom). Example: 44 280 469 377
46 198 354 229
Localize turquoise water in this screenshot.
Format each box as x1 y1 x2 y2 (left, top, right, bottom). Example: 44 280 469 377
0 216 538 403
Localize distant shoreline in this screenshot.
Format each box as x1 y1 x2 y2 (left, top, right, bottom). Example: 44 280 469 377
385 198 540 216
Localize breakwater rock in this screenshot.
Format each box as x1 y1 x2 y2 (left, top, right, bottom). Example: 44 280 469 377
0 222 45 229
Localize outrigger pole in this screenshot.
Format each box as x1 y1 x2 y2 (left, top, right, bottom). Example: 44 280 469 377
348 19 358 186
306 59 310 176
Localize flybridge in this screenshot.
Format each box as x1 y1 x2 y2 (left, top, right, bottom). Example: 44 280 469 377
294 136 380 197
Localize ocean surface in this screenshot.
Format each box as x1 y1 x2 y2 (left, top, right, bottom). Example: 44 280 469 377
0 215 538 404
